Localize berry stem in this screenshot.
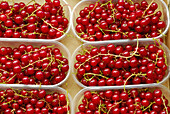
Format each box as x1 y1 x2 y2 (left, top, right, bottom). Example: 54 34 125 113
97 26 106 35
100 0 112 7
123 73 147 91
77 37 139 70
142 102 155 111
19 0 35 11
5 55 14 60
161 97 168 114
5 74 16 83
42 99 53 110
0 69 9 73
98 102 107 113
158 29 167 37
87 0 100 18
144 12 157 18
66 89 70 114
10 88 32 98
83 73 109 81
128 0 134 4
21 57 50 69
153 38 167 66
24 3 45 21
2 23 30 30
107 100 123 114
42 18 65 34
142 0 154 17
25 45 55 55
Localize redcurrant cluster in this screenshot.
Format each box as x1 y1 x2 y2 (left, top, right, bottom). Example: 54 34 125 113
75 0 166 41
0 0 69 39
0 44 69 85
76 89 170 114
0 88 70 113
74 42 167 86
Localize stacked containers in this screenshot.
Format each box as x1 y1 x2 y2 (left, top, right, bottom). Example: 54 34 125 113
0 0 169 113
0 0 73 113
71 0 170 113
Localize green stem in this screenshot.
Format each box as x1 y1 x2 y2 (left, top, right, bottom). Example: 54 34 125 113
83 73 109 81
142 102 155 111
161 97 169 114
77 37 139 70
123 73 147 91
107 100 123 114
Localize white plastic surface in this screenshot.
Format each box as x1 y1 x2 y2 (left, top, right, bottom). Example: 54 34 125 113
0 85 73 114
0 0 72 41
71 0 170 43
73 84 170 114
0 39 71 88
72 39 170 88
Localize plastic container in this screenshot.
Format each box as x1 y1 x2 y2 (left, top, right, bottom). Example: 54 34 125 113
71 0 170 43
72 39 170 88
0 0 71 41
73 84 170 114
0 39 70 88
0 85 73 114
